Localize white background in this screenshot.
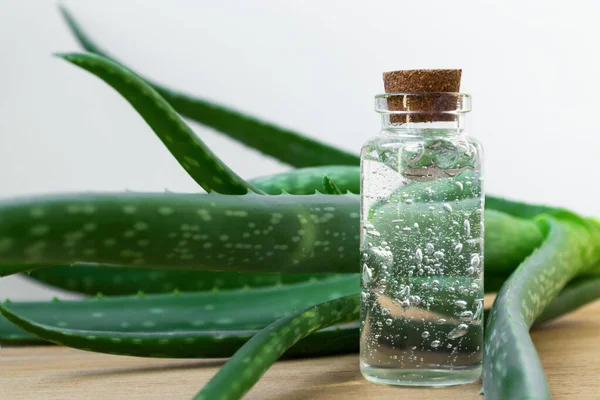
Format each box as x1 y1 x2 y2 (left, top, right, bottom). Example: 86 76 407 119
1 1 598 300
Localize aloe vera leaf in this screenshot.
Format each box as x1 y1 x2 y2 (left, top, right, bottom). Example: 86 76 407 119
251 166 360 194
484 209 546 275
0 305 358 359
58 52 262 195
59 7 359 168
194 295 360 399
485 275 600 325
322 176 344 195
0 193 359 276
22 166 360 295
0 194 543 278
24 265 336 295
485 196 565 219
0 276 354 339
535 275 600 326
0 276 358 354
484 215 600 399
6 270 598 349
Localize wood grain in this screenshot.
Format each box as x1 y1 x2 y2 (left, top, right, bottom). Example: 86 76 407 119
1 300 600 399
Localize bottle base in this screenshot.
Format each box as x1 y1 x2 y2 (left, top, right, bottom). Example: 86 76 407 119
360 364 481 387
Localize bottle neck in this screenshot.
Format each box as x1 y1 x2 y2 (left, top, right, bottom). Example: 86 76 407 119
380 114 466 136
375 92 471 136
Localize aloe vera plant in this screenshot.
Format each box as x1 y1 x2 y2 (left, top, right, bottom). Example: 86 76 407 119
0 7 599 400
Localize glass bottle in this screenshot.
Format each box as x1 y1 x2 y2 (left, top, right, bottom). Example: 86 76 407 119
360 92 484 386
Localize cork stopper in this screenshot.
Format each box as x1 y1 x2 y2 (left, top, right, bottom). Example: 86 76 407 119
382 69 462 123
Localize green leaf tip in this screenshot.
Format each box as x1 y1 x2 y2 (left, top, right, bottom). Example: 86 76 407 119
54 52 79 60
59 5 107 56
57 51 263 195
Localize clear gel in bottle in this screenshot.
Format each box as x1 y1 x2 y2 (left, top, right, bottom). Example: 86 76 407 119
360 81 484 386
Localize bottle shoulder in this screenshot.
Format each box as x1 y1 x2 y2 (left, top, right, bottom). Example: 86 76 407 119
361 131 483 170
362 132 481 148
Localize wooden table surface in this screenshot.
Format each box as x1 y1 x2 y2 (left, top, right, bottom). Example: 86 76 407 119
2 300 600 400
